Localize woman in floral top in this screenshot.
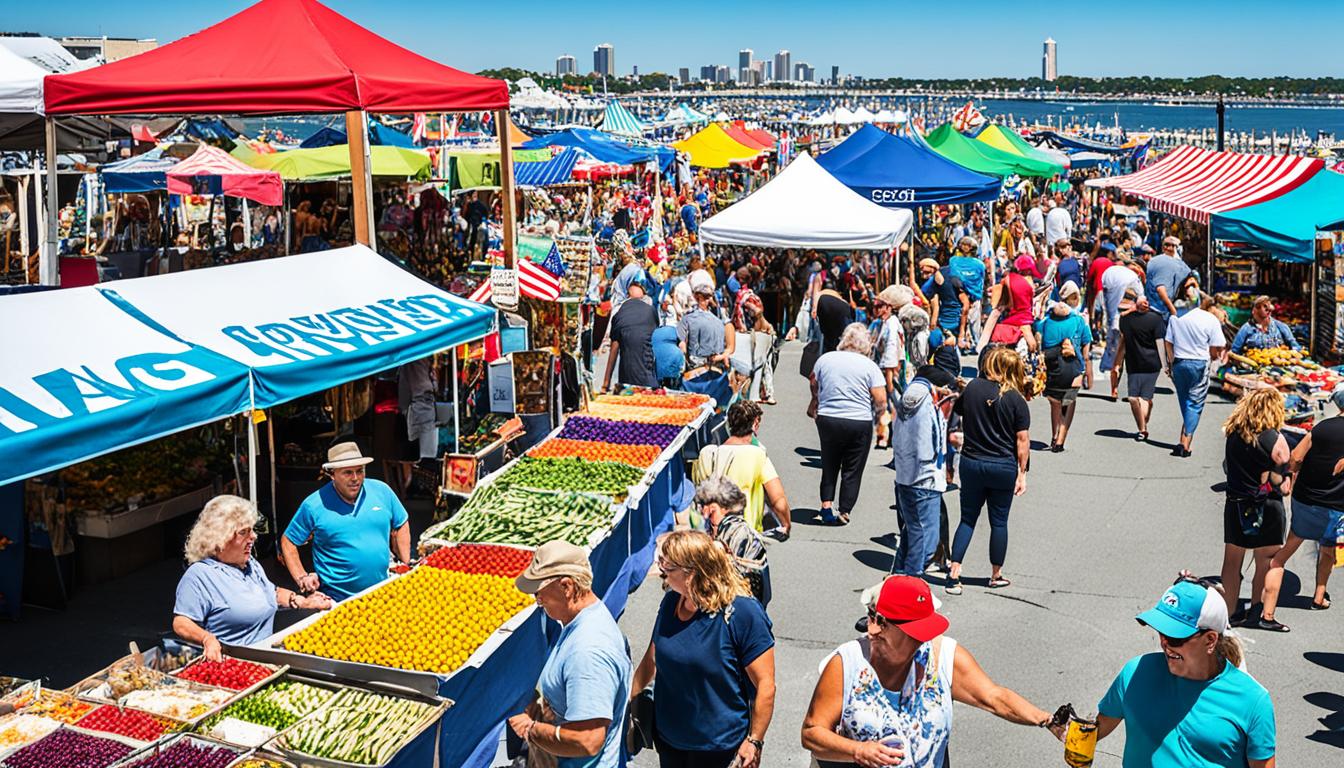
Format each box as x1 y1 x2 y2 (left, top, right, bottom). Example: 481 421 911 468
801 576 1062 767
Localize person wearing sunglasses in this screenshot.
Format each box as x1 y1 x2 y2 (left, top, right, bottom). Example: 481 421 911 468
802 576 1060 768
174 495 332 661
1094 577 1275 768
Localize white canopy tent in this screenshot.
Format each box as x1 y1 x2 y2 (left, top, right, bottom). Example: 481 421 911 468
850 106 877 124
699 152 914 250
832 106 857 125
0 44 44 113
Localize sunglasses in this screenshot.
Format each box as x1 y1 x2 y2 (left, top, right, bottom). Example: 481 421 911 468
656 557 689 574
1159 629 1210 647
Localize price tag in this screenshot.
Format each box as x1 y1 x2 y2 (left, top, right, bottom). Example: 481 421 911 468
489 268 519 310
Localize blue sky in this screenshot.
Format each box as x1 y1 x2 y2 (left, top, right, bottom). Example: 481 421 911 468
4 0 1335 79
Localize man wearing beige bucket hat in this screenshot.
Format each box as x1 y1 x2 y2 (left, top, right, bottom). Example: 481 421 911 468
279 441 411 601
507 541 631 768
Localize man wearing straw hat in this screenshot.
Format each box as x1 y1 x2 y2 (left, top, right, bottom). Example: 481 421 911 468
280 442 411 602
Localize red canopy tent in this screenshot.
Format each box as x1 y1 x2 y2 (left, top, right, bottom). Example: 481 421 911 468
36 0 514 284
167 144 283 206
744 128 777 149
723 123 771 152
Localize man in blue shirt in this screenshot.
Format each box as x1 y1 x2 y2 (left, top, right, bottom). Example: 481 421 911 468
1096 578 1276 768
508 542 630 768
1144 236 1193 319
1229 296 1301 355
947 237 987 347
280 442 410 602
918 258 970 349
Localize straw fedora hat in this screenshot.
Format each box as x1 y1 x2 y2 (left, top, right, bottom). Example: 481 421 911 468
323 442 373 471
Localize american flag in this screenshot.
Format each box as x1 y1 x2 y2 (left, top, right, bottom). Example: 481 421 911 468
411 113 427 144
777 132 794 165
518 244 567 301
468 280 492 304
951 101 986 133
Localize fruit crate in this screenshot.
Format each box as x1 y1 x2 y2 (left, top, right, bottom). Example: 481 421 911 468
0 712 63 762
167 658 288 726
2 723 143 767
109 732 245 768
195 675 346 751
71 705 189 746
262 686 446 768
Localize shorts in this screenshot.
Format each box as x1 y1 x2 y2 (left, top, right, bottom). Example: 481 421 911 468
1100 326 1123 371
1043 386 1079 405
1224 495 1286 549
1289 497 1344 543
1127 371 1159 400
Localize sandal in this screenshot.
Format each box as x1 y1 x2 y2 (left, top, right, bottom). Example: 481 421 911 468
1310 593 1331 611
1136 431 1148 442
837 512 851 526
987 577 1012 589
1253 616 1291 632
945 580 963 595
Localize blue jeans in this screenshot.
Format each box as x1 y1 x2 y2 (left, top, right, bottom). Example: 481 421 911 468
894 484 942 576
1170 358 1210 437
951 455 1018 567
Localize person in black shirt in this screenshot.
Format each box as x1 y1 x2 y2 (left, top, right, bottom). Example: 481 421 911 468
603 282 659 390
946 346 1031 595
1114 296 1167 440
1217 388 1290 631
813 277 854 354
1259 388 1344 623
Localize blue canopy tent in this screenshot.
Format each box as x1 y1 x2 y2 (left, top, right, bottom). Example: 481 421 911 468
1209 170 1344 264
1032 130 1126 154
99 148 177 193
816 123 1001 206
521 127 674 173
514 148 579 187
299 120 417 149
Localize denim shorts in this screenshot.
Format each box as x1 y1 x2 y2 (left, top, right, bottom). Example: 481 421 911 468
1290 497 1344 543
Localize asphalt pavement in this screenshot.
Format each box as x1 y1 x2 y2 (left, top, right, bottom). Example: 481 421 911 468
619 341 1343 767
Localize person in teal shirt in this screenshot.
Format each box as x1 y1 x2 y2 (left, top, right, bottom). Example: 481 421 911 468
1096 578 1276 768
1035 281 1093 451
280 442 411 601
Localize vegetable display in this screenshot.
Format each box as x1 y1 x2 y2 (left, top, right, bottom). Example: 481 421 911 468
230 759 288 768
119 739 238 768
282 567 532 674
197 681 333 734
120 686 232 721
21 691 93 724
173 659 273 691
527 438 662 468
78 663 166 700
582 402 701 425
596 392 709 409
75 705 179 742
1 728 133 768
435 484 615 547
556 416 682 447
0 714 60 751
274 689 436 765
497 457 644 495
421 544 533 578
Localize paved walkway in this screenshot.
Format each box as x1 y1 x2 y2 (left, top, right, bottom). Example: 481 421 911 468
621 342 1343 766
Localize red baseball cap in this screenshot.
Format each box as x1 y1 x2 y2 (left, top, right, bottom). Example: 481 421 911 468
874 576 950 642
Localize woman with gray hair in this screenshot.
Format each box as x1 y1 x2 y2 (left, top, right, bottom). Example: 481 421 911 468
809 322 888 525
694 477 770 605
173 495 332 660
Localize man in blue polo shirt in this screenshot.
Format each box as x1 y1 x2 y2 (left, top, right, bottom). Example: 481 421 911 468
1095 578 1276 768
280 442 410 601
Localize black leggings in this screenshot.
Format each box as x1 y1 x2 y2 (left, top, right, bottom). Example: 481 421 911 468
816 415 873 516
655 733 738 768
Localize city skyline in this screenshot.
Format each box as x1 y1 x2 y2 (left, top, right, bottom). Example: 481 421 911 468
3 0 1334 79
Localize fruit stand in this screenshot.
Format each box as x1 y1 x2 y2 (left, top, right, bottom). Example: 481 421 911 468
1214 346 1344 424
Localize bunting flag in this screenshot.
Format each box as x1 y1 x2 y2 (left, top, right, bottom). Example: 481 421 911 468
951 101 985 133
468 280 492 303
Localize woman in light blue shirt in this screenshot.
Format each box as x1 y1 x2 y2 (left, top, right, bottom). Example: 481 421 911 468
809 323 888 525
173 495 331 659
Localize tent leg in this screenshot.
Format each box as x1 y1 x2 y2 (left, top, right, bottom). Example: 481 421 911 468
267 417 278 546
451 347 461 455
247 413 258 502
16 175 29 282
242 198 251 246
345 110 375 251
496 108 517 268
42 118 59 286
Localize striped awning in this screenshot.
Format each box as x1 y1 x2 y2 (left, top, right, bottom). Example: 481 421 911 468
514 148 579 187
597 100 646 137
1085 145 1324 224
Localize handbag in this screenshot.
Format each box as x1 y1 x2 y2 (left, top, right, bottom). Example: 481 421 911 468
800 340 821 378
625 687 656 756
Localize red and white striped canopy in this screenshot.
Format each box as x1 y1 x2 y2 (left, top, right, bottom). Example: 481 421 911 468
1085 145 1323 224
166 144 284 206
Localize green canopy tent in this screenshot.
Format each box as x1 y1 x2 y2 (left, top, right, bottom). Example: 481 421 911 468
240 144 431 180
1210 170 1344 263
976 124 1068 173
925 123 1061 178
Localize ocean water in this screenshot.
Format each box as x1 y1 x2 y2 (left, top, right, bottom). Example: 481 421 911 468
978 98 1344 137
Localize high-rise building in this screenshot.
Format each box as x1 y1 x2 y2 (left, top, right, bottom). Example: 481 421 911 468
774 50 791 83
1042 37 1057 81
593 43 615 78
555 55 576 76
679 67 691 84
763 60 773 82
716 65 732 84
632 64 639 77
831 65 840 85
750 60 767 85
794 62 814 83
738 49 753 83
700 65 718 82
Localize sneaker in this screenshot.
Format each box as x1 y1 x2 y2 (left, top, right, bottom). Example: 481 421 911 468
762 528 790 543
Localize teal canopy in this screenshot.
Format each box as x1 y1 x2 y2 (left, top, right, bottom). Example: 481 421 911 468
1210 171 1344 263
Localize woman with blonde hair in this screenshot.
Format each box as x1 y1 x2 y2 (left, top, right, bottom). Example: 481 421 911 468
173 495 332 659
946 347 1031 595
631 531 776 768
1219 388 1291 630
809 323 888 525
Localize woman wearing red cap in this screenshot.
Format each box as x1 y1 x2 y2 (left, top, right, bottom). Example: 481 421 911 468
801 576 1060 767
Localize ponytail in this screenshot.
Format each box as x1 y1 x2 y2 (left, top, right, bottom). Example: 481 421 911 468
1216 633 1244 670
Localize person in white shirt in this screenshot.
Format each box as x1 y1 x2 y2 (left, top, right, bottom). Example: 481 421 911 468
1044 198 1073 255
1024 197 1045 241
1163 297 1227 457
1100 264 1143 398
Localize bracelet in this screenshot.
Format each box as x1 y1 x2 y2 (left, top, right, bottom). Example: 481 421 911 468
747 737 764 750
554 724 562 743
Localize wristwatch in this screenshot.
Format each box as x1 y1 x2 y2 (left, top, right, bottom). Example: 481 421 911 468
746 737 764 750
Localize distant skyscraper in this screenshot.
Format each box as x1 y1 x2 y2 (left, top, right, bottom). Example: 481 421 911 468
774 50 791 83
679 67 691 84
593 43 615 78
632 64 639 77
738 49 753 83
763 60 773 82
831 65 840 85
555 55 576 76
700 65 717 82
716 65 731 84
794 62 814 83
1042 37 1057 81
750 60 766 85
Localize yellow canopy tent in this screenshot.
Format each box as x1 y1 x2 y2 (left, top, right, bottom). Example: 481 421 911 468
508 117 532 148
975 125 1066 173
239 144 432 180
673 124 762 168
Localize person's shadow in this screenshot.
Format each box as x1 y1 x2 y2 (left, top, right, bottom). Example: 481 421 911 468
794 446 823 469
1305 652 1344 748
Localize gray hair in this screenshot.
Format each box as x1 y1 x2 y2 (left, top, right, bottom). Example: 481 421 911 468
693 476 747 515
838 322 873 355
184 495 259 564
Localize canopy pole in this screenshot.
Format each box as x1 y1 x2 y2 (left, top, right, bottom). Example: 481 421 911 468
16 175 29 282
247 376 258 503
496 109 517 268
42 118 59 285
242 198 251 246
345 110 375 251
267 417 278 552
451 346 461 455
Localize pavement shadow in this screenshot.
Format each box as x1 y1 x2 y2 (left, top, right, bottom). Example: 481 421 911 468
853 549 897 572
1210 481 1228 493
870 533 897 551
1303 691 1344 748
1094 428 1137 440
1030 440 1051 451
1305 651 1344 674
792 507 837 527
794 446 822 469
1155 386 1174 395
1077 391 1117 402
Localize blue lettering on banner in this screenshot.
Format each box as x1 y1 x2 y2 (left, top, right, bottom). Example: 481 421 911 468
871 188 917 204
0 348 230 437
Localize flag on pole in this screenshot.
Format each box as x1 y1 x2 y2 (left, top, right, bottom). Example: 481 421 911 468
468 280 492 304
518 244 566 301
951 101 986 133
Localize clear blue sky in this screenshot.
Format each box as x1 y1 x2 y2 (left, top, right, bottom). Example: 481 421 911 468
4 0 1336 79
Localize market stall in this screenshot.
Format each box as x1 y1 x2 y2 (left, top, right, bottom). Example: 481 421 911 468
925 123 1063 178
816 123 1001 206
